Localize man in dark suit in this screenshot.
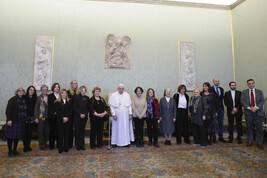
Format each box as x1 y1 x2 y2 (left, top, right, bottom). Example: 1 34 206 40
224 81 243 144
211 78 226 143
241 79 264 149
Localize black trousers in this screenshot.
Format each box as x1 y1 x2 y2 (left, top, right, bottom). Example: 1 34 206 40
58 121 70 152
175 108 190 143
69 117 74 148
90 117 104 148
192 123 207 146
146 117 158 144
49 117 57 149
228 113 242 141
75 118 88 149
7 139 19 153
133 117 145 142
23 122 33 148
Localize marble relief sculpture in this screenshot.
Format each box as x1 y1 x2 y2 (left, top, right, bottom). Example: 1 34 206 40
179 41 196 91
105 34 131 69
33 36 54 90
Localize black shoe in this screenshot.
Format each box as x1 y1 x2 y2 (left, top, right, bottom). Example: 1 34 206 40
64 150 69 153
185 141 191 145
219 138 226 143
76 148 81 151
213 138 217 143
164 140 168 145
228 140 233 143
23 147 28 152
58 150 63 153
177 141 181 145
13 151 20 156
49 147 55 150
167 141 172 145
238 140 242 144
140 141 144 147
81 147 85 150
136 140 140 147
8 152 15 158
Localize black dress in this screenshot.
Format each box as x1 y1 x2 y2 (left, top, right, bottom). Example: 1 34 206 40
89 96 108 148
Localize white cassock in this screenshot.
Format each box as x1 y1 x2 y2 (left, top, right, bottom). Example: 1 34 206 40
108 91 135 146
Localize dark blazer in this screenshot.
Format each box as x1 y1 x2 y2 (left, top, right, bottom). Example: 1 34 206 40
48 93 57 119
189 97 204 126
211 86 224 110
173 93 189 110
6 96 24 122
241 88 264 116
73 94 90 120
224 90 243 116
54 99 72 124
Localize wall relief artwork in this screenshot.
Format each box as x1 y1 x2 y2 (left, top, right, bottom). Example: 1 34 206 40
179 41 196 91
33 36 54 90
105 34 131 69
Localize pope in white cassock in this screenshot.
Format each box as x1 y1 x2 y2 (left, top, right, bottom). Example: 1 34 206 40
108 84 135 146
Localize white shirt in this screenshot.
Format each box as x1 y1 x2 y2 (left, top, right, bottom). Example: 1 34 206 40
178 94 187 109
165 96 170 102
231 90 235 108
54 93 59 99
63 99 66 104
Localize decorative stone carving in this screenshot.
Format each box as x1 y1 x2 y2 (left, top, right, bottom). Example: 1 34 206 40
179 41 196 91
105 34 131 69
33 36 54 90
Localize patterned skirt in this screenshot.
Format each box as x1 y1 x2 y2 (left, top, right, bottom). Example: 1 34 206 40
5 121 23 139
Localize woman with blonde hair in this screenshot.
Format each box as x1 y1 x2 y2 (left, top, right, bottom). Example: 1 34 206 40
67 80 79 148
54 89 72 153
89 87 108 150
73 86 90 150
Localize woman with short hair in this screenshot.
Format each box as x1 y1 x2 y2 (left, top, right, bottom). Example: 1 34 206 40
132 86 147 147
189 88 206 148
74 86 90 151
34 85 49 150
48 82 61 150
173 84 190 145
89 87 108 150
160 89 176 145
5 87 27 157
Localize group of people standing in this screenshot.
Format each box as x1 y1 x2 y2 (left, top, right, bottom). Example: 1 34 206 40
4 78 265 157
5 80 108 157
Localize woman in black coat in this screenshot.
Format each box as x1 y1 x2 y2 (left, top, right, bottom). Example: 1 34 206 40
54 89 72 153
173 84 190 145
5 87 27 157
48 83 60 150
23 86 37 152
73 86 90 151
189 88 207 148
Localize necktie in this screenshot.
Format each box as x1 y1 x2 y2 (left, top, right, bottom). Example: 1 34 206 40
250 89 255 107
216 87 220 96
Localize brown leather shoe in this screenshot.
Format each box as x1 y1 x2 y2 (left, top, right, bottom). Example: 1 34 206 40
258 144 264 150
246 142 253 147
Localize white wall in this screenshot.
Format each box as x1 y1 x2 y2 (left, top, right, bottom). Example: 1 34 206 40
0 0 234 121
232 0 267 96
